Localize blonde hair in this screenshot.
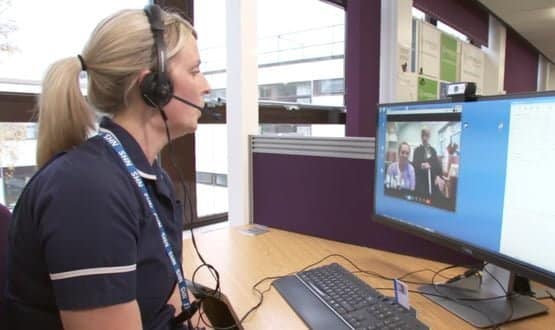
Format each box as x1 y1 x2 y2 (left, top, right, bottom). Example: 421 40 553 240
36 8 195 167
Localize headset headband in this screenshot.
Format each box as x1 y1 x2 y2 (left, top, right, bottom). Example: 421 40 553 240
144 4 166 74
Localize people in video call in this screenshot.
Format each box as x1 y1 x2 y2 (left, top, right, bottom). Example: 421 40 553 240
413 128 444 197
386 142 415 190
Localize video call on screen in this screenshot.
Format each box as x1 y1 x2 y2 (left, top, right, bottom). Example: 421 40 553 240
383 110 461 212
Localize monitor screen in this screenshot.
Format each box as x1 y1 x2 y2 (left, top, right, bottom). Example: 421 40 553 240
374 93 555 288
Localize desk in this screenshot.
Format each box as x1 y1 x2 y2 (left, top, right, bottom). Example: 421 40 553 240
182 226 555 329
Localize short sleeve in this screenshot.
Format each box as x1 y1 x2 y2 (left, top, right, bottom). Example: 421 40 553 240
37 163 141 310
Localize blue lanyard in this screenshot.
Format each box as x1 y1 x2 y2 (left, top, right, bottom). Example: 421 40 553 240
99 130 190 309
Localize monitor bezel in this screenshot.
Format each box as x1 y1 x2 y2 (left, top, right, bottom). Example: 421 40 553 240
373 91 555 289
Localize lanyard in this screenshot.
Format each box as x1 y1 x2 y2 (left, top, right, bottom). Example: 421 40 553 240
99 130 190 309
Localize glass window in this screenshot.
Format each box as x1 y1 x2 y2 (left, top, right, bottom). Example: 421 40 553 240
0 0 146 93
257 0 345 107
258 0 345 138
194 124 228 217
0 122 37 209
259 81 312 103
259 124 344 137
313 78 344 96
194 0 228 219
195 0 227 101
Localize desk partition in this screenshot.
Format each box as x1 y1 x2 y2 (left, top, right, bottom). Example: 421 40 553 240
250 135 476 264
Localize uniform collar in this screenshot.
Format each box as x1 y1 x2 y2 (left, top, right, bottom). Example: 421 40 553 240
99 117 159 181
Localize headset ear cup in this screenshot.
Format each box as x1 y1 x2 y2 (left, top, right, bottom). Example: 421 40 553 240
140 72 158 106
157 73 173 106
140 72 174 107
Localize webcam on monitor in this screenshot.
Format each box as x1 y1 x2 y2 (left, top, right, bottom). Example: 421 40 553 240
446 82 477 101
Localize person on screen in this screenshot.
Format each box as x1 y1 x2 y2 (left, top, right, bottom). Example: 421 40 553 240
413 128 444 197
6 5 209 330
386 142 415 190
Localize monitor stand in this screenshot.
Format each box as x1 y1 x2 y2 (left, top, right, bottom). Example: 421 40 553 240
419 264 548 328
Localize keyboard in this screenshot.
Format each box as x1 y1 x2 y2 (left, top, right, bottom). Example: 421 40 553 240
273 263 429 330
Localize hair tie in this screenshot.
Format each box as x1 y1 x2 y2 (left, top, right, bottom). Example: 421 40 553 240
77 54 87 71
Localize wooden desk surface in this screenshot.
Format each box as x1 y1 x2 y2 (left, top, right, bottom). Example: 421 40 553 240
182 226 555 330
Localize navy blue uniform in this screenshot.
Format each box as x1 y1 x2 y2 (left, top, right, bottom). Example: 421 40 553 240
6 117 185 329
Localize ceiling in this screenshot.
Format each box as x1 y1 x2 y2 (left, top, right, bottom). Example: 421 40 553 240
477 0 555 63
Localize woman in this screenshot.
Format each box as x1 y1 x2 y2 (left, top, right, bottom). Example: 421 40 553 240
6 5 209 329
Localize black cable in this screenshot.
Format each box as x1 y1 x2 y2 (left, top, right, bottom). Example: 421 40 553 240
372 287 516 302
196 308 203 329
193 275 287 330
299 253 392 280
354 270 432 286
482 262 515 329
398 268 450 281
430 263 508 330
240 275 286 322
157 107 225 329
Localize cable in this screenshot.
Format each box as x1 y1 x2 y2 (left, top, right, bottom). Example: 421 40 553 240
482 262 515 329
162 113 220 286
299 253 393 280
371 287 515 302
240 275 286 323
429 263 513 330
398 268 450 282
157 107 225 330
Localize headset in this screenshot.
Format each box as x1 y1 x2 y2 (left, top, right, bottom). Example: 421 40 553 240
141 4 174 107
141 4 218 117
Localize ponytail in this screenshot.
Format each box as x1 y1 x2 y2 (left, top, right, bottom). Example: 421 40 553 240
36 57 94 168
36 8 196 168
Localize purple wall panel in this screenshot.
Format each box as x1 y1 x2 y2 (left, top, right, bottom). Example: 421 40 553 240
345 0 380 137
253 153 476 265
504 29 539 94
413 0 489 46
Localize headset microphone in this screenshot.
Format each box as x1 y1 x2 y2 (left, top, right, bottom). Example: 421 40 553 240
171 95 204 111
172 94 222 120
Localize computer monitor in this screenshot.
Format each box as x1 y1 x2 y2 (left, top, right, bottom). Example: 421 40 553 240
373 91 555 328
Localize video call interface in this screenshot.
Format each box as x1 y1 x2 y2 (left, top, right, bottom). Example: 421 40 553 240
374 97 555 276
384 110 461 211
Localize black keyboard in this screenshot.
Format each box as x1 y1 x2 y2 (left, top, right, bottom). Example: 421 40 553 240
273 263 428 330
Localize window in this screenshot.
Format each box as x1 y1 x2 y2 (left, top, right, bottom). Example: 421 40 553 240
313 78 344 96
194 125 228 218
195 0 227 101
258 0 346 137
0 122 37 209
257 0 345 107
194 0 229 221
0 0 146 93
259 81 312 103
